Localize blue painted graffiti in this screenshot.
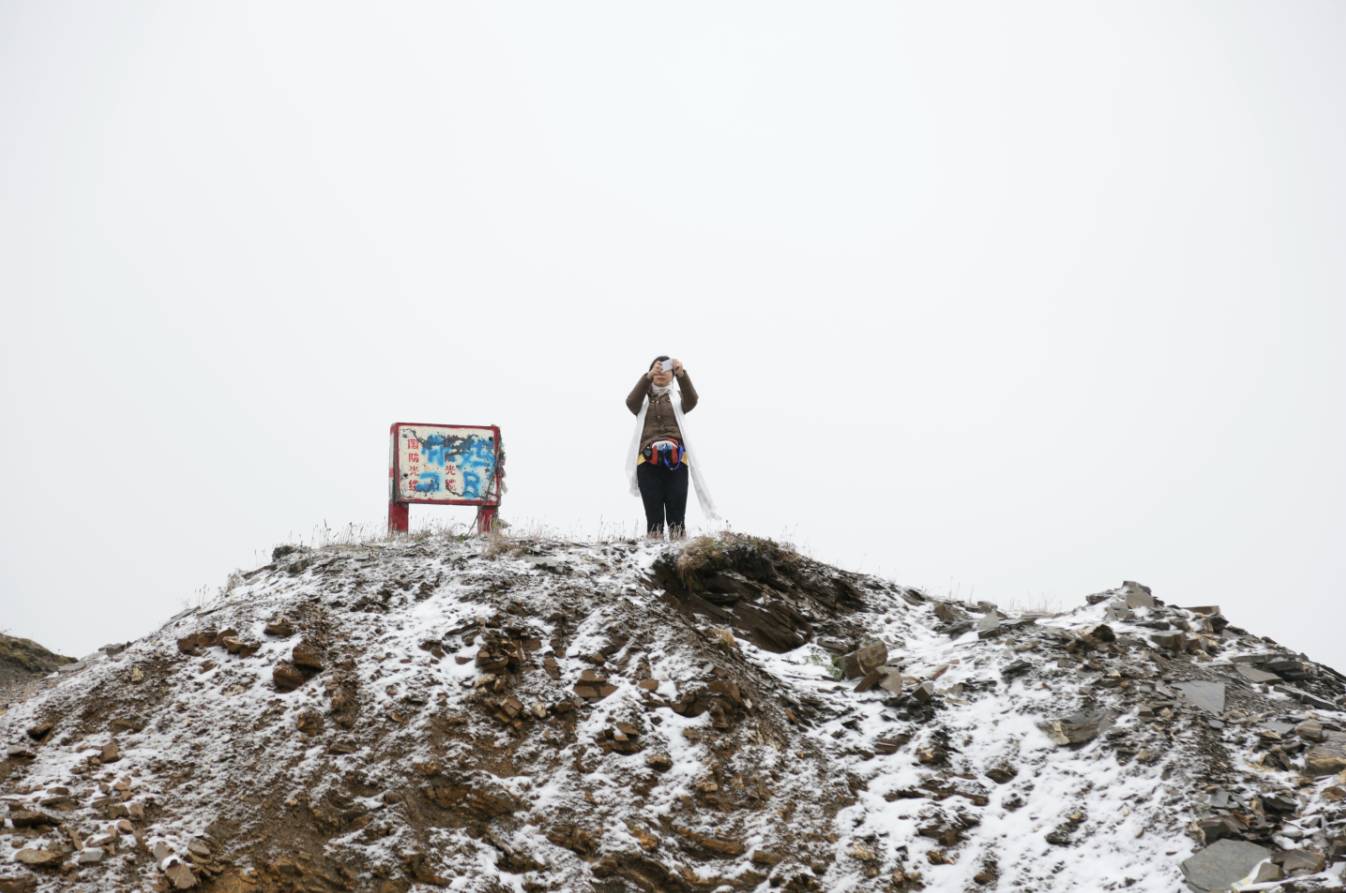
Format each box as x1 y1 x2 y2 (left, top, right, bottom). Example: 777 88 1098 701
454 436 497 499
408 431 497 499
424 434 450 468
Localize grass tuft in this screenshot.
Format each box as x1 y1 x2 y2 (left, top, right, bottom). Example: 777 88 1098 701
673 532 802 585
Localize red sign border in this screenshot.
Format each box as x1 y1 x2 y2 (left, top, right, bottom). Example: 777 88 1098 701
389 422 503 507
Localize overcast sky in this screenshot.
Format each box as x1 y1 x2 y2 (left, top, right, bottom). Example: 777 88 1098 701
2 2 1343 670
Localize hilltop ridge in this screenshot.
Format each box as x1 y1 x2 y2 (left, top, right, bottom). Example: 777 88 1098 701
1 533 1344 892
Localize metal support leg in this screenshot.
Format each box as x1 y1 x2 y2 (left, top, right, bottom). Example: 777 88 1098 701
388 501 409 535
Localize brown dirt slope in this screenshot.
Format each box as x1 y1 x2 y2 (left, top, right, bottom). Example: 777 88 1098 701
0 633 74 704
1 534 1344 893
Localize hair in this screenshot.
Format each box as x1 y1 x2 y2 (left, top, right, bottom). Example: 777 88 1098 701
649 355 671 371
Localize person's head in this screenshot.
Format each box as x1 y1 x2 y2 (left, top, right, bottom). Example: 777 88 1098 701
649 355 674 387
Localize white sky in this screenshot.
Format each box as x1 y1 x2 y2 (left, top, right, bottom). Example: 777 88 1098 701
2 2 1343 669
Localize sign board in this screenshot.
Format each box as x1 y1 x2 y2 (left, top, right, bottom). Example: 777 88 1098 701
388 423 503 533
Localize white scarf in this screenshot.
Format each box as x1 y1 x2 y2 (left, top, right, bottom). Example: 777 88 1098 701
626 379 719 520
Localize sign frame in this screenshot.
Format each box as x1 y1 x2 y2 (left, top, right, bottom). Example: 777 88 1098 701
387 422 503 534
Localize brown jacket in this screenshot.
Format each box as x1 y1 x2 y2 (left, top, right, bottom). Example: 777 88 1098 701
626 371 699 452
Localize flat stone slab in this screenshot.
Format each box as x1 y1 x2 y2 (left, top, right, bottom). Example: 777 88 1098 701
1039 708 1112 746
1125 590 1156 609
1181 839 1271 892
1235 663 1279 684
1175 681 1226 715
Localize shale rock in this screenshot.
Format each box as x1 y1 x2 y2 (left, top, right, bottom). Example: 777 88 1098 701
1039 707 1111 746
1180 839 1271 892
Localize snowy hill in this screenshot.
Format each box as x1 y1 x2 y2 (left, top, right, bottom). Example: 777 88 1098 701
0 635 74 708
2 533 1344 892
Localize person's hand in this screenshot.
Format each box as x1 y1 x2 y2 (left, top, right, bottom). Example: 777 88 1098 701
672 358 684 375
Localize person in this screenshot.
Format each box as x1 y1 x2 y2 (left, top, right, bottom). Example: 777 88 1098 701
624 355 717 539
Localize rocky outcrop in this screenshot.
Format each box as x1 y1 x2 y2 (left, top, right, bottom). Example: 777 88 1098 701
1 535 1343 892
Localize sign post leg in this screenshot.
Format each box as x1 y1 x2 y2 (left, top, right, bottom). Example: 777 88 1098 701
388 501 409 535
475 506 497 535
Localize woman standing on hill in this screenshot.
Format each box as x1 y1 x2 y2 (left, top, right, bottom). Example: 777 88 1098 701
624 356 717 539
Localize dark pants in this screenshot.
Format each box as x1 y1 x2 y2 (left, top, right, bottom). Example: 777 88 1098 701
637 462 689 537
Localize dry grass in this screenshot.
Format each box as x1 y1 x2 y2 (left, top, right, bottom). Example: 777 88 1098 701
0 632 75 671
673 531 803 584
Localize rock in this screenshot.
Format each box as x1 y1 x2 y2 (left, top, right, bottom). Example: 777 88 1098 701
76 847 105 864
751 850 784 866
1296 719 1325 742
1150 631 1185 652
1039 708 1111 746
1086 624 1116 643
1103 603 1132 622
221 636 260 657
985 765 1017 784
1188 608 1228 633
291 641 323 671
1249 861 1282 883
296 708 325 736
100 740 122 763
25 720 54 741
933 602 968 625
264 618 295 638
1123 582 1155 609
841 639 888 679
1002 660 1032 680
878 668 903 695
874 736 905 755
709 626 737 649
164 859 198 890
8 810 57 828
1236 664 1279 684
1174 681 1226 715
273 662 306 691
671 825 745 857
574 680 617 700
1196 816 1240 844
849 842 878 861
1276 849 1326 874
176 629 222 655
5 745 35 760
14 848 62 868
129 666 145 683
0 875 38 893
1277 684 1338 711
1304 740 1346 776
645 752 672 772
1180 840 1272 893
854 672 882 693
1244 653 1313 680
